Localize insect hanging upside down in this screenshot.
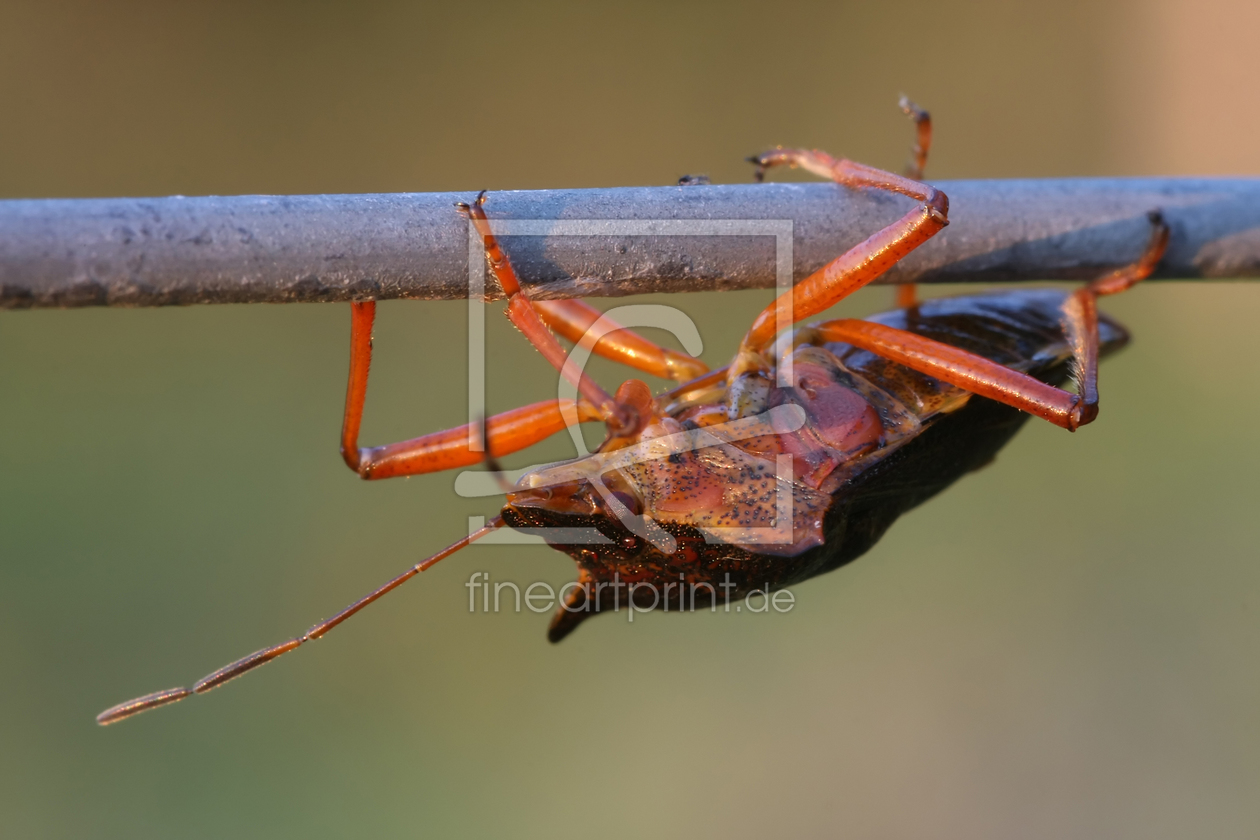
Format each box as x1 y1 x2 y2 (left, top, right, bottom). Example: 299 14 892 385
97 101 1171 725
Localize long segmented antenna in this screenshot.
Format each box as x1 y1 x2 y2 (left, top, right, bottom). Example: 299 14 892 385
96 516 504 725
478 413 516 495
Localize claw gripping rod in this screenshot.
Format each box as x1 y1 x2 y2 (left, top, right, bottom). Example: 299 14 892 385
2 178 1258 309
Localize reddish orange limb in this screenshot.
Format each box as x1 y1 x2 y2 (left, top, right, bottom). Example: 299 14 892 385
1062 210 1170 416
899 95 931 181
742 153 947 357
533 299 709 382
339 300 375 473
815 318 1088 429
1086 211 1170 297
340 300 602 480
893 96 932 309
458 193 618 418
355 400 603 480
813 212 1169 431
1061 290 1101 418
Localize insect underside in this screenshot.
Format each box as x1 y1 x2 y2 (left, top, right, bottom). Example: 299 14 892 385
96 99 1169 725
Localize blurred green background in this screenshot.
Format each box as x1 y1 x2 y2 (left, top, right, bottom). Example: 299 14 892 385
2 1 1259 837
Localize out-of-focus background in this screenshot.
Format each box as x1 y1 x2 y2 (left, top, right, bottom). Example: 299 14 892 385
2 1 1259 837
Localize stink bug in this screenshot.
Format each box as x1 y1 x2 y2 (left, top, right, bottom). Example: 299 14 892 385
96 100 1169 725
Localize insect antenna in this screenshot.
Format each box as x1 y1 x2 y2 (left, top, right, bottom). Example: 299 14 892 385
96 516 505 725
478 413 516 494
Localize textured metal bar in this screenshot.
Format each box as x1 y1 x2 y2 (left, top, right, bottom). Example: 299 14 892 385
2 178 1258 309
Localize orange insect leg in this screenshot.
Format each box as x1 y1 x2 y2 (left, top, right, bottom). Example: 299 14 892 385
356 401 603 480
533 299 709 382
741 153 948 356
815 318 1086 430
813 209 1170 432
1062 210 1170 415
893 97 932 308
899 95 932 181
458 194 619 419
895 284 920 309
340 300 602 480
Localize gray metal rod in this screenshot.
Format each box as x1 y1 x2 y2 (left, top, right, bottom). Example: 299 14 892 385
2 178 1258 309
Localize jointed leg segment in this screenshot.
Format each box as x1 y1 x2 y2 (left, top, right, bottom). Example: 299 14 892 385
899 95 931 182
457 194 619 418
458 192 681 437
740 150 948 360
98 191 697 724
813 212 1170 431
339 300 603 480
533 299 709 382
1061 210 1170 420
896 95 933 308
744 97 1165 431
340 190 719 481
814 318 1091 429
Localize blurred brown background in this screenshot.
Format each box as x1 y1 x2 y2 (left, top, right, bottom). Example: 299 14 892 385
2 1 1258 838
